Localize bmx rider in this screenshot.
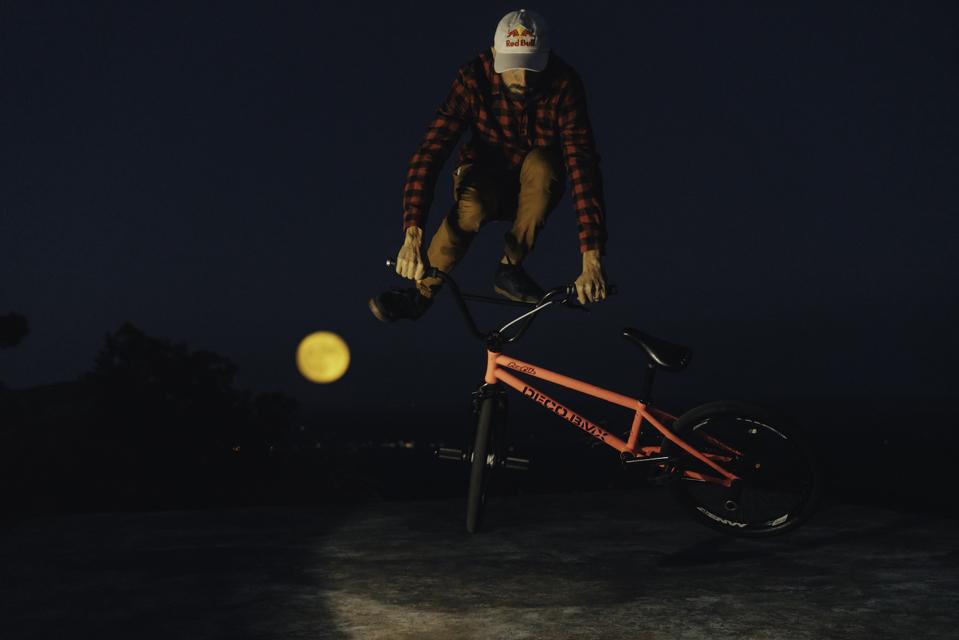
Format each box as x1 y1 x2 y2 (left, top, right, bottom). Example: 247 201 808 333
370 9 608 321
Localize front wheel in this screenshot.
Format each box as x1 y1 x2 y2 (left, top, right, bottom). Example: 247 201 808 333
663 401 822 537
466 396 495 533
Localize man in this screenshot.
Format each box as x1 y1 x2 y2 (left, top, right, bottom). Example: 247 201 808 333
369 9 608 322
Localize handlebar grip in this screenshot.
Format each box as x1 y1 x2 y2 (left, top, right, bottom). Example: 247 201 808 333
565 283 618 295
385 258 441 280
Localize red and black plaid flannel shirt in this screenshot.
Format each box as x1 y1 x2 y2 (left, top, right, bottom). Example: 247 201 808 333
402 50 607 254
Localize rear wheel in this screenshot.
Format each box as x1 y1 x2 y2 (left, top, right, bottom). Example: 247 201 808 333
663 401 821 537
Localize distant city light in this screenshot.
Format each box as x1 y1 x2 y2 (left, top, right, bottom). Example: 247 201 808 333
296 331 350 384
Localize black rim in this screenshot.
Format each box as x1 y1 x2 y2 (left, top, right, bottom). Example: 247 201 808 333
677 414 818 531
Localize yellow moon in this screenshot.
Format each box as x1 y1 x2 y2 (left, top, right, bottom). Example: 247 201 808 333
296 331 350 383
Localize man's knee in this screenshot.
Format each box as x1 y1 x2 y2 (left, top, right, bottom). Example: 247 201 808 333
520 147 564 190
450 188 488 234
452 165 496 233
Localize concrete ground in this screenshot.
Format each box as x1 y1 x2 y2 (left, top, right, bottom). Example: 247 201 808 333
1 490 957 640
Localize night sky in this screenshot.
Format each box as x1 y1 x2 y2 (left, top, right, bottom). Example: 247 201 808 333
3 1 957 417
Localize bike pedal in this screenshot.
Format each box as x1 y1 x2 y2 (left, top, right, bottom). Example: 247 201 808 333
436 447 466 463
502 456 530 471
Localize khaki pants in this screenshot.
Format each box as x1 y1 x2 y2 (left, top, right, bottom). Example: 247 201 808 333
418 147 566 297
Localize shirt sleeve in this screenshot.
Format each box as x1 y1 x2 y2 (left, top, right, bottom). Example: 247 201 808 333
402 68 471 231
558 70 608 254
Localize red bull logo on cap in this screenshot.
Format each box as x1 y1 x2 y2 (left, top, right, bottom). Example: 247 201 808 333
505 25 536 48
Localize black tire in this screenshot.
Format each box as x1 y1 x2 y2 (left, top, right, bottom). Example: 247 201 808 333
466 396 495 533
663 401 822 537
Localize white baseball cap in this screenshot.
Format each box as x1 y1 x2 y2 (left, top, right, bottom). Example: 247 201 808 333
492 9 551 73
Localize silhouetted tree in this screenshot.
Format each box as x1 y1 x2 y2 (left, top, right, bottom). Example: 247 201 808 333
79 322 298 507
2 322 300 513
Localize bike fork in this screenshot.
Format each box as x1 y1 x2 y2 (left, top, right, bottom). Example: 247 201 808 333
435 383 530 471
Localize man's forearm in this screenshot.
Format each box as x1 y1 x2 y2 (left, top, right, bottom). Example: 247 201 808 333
403 73 469 234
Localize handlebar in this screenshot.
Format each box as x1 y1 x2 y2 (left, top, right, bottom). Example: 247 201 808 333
384 258 616 348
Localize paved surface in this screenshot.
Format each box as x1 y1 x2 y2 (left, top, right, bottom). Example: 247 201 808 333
1 490 957 639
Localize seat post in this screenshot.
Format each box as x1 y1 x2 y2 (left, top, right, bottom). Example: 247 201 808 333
641 362 657 404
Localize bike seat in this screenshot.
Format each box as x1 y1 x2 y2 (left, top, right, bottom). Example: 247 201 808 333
622 327 692 371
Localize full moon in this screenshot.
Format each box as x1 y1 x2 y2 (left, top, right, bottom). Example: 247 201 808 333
296 331 350 384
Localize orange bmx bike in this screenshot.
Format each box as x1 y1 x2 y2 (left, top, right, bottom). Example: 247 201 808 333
387 261 822 537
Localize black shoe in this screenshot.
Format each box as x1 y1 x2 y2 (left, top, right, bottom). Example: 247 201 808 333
494 263 545 303
368 287 433 322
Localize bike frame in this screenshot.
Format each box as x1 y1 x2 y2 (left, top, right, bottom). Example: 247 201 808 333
484 351 741 488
